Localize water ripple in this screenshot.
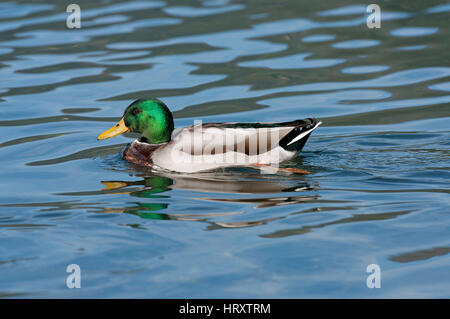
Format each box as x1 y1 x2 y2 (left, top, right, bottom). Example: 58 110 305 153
391 27 439 37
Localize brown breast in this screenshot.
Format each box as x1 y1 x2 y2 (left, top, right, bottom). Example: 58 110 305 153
122 141 164 168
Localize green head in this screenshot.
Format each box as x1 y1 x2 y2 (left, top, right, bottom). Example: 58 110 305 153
98 98 174 144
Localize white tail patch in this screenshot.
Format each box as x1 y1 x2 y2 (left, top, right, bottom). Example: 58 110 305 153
286 121 322 146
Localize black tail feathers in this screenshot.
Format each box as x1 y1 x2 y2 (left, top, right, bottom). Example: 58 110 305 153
279 118 320 152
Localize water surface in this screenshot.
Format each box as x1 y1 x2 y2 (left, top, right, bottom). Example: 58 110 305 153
0 0 449 298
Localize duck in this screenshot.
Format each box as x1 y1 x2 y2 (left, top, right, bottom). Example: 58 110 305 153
97 98 321 173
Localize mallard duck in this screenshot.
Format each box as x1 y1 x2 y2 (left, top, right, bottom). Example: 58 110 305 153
98 98 321 173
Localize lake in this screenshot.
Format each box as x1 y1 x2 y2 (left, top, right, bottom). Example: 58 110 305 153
0 0 449 298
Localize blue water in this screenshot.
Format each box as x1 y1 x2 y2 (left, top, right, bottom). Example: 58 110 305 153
0 0 449 298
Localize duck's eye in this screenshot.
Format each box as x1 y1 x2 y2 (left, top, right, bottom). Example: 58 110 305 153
132 108 142 115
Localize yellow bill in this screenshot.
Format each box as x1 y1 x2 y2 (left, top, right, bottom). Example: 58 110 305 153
97 118 130 140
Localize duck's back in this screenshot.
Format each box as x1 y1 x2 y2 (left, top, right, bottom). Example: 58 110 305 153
150 118 321 173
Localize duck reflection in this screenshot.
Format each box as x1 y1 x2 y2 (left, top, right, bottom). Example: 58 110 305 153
98 170 319 228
